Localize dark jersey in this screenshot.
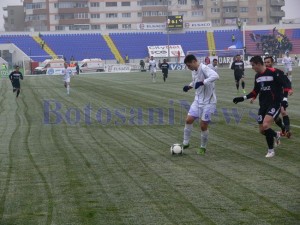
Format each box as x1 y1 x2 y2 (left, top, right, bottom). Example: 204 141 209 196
246 67 288 107
9 71 23 83
160 62 169 74
231 60 244 76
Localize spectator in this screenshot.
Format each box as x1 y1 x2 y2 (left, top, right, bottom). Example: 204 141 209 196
237 20 242 30
231 34 235 43
75 62 80 75
140 59 145 71
256 42 260 50
125 54 129 63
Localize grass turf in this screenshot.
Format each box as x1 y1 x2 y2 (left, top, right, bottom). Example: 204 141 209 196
0 67 299 225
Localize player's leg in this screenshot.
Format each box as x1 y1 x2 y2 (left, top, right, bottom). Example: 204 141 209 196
275 116 285 136
66 81 70 95
182 101 198 148
14 82 21 97
151 70 155 82
281 108 291 138
288 69 292 82
262 106 281 157
16 88 21 98
197 104 216 155
235 75 240 92
241 76 246 93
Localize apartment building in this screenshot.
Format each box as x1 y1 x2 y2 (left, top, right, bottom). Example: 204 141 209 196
3 5 25 32
17 0 286 31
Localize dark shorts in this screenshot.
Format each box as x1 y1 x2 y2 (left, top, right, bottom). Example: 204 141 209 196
12 81 20 89
257 104 281 124
234 73 244 82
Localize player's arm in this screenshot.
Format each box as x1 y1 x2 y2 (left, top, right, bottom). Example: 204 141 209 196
20 72 24 80
202 65 219 83
275 69 289 98
9 72 13 81
230 61 235 70
194 65 219 89
233 79 258 104
183 77 195 92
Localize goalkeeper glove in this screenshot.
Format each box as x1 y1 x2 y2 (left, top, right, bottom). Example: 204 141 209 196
233 97 245 104
195 81 204 89
183 85 190 92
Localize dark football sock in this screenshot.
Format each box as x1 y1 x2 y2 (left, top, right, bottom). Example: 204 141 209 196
282 115 290 131
264 128 275 149
275 117 285 132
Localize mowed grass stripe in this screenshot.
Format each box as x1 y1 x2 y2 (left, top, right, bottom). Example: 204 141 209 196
134 127 299 223
96 127 216 225
0 68 298 225
40 79 125 224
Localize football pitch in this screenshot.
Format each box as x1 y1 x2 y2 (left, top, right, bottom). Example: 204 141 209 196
0 67 299 225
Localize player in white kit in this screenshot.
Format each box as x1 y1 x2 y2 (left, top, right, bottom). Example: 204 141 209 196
148 56 157 82
63 62 73 95
182 54 219 155
282 51 293 82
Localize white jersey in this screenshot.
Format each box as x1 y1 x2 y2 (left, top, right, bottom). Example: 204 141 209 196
63 68 73 81
149 59 157 72
189 63 219 105
207 64 218 72
282 56 293 70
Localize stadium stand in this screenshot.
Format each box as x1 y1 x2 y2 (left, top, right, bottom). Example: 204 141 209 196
287 28 300 54
0 34 47 59
41 33 114 62
1 28 300 64
214 29 243 54
109 31 208 60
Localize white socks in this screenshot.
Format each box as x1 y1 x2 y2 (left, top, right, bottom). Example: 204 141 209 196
183 123 193 145
67 85 70 95
201 130 209 148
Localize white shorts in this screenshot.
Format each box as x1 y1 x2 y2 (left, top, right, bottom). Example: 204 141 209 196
188 101 216 122
284 67 292 73
150 68 156 74
64 78 70 83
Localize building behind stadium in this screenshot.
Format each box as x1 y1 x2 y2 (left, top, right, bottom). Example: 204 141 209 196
3 0 286 32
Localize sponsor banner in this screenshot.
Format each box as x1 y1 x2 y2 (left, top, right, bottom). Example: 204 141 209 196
104 64 131 73
137 23 166 30
46 67 76 75
148 45 185 58
169 63 186 71
185 21 212 28
126 63 141 71
224 18 237 25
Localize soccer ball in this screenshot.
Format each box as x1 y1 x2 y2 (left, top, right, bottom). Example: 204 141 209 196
170 143 183 155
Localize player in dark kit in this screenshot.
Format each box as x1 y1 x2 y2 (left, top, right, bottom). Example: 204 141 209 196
263 56 292 138
231 54 246 93
233 56 289 158
160 59 169 82
9 65 23 98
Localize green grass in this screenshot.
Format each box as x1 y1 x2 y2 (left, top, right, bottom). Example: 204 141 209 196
0 67 299 225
